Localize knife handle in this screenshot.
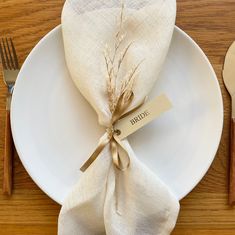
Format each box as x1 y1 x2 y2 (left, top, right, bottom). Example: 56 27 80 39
3 108 13 195
229 117 235 205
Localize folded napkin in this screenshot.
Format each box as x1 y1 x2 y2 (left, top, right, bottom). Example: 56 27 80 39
59 0 180 234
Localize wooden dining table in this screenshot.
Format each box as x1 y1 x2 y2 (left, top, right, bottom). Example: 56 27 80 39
0 0 235 234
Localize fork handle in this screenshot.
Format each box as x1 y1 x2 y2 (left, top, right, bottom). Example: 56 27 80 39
3 97 13 195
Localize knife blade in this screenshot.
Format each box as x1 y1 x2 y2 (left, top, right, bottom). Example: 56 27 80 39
223 41 235 205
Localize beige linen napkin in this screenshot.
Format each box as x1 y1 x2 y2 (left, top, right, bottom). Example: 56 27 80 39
59 0 180 234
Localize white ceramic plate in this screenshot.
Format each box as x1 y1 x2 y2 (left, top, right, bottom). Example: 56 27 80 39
11 25 223 204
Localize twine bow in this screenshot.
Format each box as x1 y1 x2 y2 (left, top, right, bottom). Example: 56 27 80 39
80 91 144 172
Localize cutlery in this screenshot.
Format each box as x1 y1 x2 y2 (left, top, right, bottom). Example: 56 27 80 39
223 41 235 205
0 38 19 195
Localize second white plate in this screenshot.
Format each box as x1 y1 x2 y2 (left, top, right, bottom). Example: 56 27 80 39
11 25 223 204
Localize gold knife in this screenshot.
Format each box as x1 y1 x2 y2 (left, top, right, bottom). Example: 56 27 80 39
223 41 235 205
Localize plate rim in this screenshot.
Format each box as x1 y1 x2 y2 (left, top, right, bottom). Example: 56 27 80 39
11 25 224 204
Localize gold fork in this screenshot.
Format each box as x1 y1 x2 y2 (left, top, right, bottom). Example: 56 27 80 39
0 38 19 195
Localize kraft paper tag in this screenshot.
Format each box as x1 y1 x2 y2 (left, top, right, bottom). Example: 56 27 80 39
115 94 172 140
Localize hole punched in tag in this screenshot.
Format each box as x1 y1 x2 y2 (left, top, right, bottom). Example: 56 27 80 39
106 126 121 138
114 129 121 136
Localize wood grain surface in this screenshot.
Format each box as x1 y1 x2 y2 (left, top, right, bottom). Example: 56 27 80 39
0 0 234 234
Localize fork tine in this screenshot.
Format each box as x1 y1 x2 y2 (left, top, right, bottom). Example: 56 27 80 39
2 38 11 69
6 38 15 70
0 40 7 69
9 38 19 69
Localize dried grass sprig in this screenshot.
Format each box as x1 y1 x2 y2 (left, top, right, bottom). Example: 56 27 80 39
104 1 143 113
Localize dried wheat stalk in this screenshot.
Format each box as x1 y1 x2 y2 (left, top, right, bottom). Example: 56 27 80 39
104 1 143 114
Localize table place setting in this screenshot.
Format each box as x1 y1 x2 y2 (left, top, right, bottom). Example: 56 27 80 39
2 0 234 234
